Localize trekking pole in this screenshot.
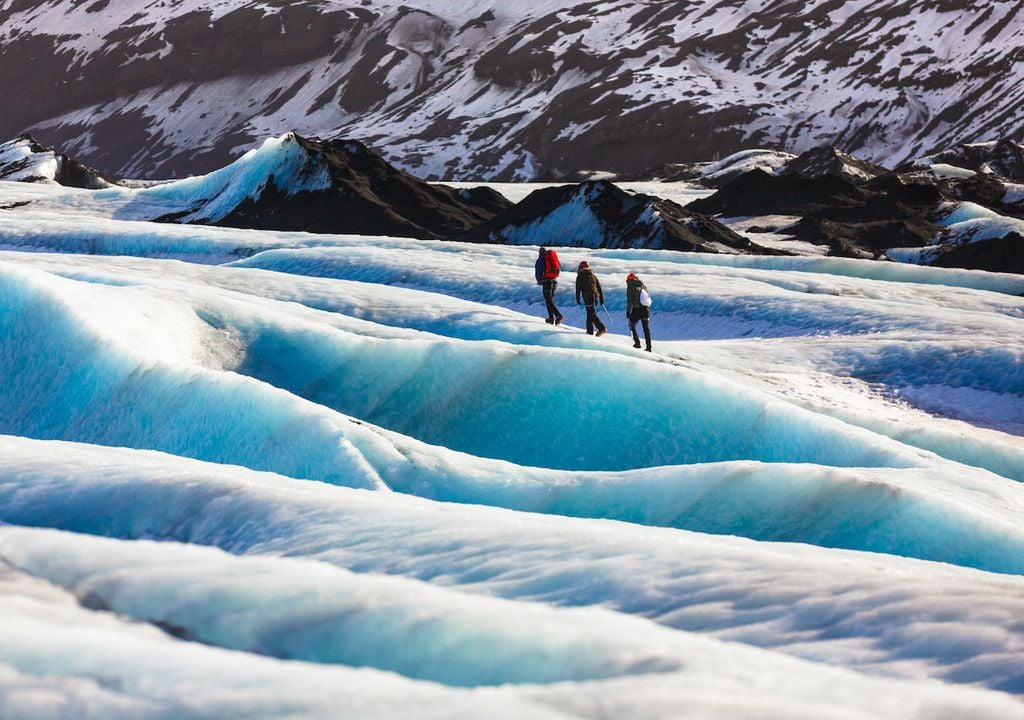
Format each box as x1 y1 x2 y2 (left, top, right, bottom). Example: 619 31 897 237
601 304 613 327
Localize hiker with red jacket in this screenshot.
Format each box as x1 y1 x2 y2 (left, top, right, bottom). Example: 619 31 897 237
575 261 606 336
626 272 652 351
535 247 563 325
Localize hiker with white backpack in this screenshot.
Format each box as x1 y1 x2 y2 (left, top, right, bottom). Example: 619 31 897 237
625 273 652 352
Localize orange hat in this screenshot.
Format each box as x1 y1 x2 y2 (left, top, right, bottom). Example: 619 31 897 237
627 273 637 280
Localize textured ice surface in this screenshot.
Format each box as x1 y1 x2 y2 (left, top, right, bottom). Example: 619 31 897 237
3 565 1020 720
0 178 1023 716
2 438 1024 699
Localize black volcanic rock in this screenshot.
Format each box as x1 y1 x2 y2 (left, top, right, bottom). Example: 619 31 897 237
460 180 769 253
815 176 944 233
925 140 1024 181
782 146 889 184
949 172 1024 219
789 217 938 259
165 133 512 238
687 170 867 217
683 167 1014 266
932 231 1024 274
861 174 945 207
0 134 115 188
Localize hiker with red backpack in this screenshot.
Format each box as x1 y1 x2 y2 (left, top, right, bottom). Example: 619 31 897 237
575 261 607 336
535 247 563 325
626 272 652 351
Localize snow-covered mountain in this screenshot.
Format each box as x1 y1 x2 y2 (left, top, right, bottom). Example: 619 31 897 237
2 0 1022 180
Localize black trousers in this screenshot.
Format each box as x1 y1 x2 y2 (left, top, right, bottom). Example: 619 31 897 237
584 303 606 334
542 280 561 320
629 307 651 350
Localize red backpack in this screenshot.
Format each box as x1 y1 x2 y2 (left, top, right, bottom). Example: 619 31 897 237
543 250 560 279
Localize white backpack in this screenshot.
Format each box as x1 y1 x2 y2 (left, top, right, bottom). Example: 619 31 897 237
639 288 652 308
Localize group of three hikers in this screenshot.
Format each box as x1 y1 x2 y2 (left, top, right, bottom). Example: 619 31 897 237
534 246 652 352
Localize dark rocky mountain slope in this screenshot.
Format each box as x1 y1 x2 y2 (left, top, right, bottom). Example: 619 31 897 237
152 133 512 238
460 180 768 253
2 0 1022 181
688 156 1024 270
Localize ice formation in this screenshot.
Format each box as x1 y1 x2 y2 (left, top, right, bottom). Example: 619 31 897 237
0 173 1023 718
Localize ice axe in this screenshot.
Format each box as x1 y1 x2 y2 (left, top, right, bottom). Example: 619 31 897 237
601 303 613 326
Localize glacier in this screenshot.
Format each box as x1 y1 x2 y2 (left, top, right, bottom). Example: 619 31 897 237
0 175 1023 717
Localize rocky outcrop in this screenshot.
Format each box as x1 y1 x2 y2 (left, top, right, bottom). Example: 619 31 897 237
950 172 1024 219
460 180 769 253
156 133 511 238
687 170 868 217
931 231 1024 274
923 140 1024 181
782 147 889 185
684 166 1024 270
0 135 114 188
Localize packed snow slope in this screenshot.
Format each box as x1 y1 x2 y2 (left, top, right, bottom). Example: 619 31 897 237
1 177 1024 717
3 0 1023 180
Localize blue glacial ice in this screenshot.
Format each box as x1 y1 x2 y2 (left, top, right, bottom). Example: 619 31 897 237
1 171 1024 715
2 437 1024 697
2 257 1024 574
0 261 929 474
2 555 1020 719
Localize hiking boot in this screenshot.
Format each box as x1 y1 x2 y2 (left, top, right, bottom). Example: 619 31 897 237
645 347 652 352
633 342 641 348
545 316 554 324
595 329 606 337
554 315 563 325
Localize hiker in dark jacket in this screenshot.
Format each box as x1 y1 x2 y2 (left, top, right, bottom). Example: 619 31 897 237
625 272 652 351
575 261 606 336
535 247 563 325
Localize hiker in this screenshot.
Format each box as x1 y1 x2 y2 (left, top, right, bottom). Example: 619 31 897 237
625 272 652 351
575 261 606 336
535 246 563 324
